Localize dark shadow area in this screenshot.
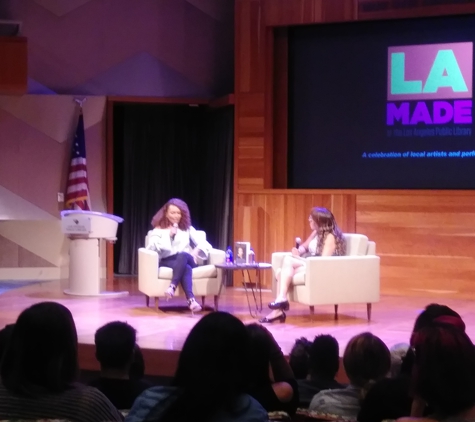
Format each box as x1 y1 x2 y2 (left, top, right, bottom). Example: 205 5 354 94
113 103 234 275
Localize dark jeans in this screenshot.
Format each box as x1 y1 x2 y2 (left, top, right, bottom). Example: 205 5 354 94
159 252 197 299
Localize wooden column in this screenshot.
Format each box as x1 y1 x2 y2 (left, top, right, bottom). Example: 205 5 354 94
0 37 27 94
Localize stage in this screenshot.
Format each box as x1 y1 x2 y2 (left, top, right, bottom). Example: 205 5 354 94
0 278 474 378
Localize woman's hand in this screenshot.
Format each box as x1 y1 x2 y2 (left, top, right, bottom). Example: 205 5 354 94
190 247 200 264
291 247 300 257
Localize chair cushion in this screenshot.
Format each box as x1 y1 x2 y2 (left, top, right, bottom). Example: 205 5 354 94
343 234 369 256
192 265 217 279
292 271 306 286
157 264 217 280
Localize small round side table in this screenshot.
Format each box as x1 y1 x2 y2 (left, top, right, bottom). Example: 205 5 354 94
215 262 272 318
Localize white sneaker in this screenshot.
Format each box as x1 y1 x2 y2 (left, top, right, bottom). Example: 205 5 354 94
188 298 202 312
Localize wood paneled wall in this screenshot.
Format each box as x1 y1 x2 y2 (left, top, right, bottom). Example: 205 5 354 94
234 0 475 295
0 37 27 95
235 191 356 286
357 192 475 298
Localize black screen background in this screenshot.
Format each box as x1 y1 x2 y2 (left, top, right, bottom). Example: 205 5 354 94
288 15 475 189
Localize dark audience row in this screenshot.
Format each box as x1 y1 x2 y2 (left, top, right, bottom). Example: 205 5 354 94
288 303 474 422
0 302 472 422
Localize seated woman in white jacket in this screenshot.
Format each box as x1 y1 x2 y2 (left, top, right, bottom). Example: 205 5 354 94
146 198 211 312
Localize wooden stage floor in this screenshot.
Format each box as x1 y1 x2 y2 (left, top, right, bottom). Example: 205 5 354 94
1 278 474 377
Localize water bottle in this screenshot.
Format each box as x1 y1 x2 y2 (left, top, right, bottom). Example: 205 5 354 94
225 246 234 264
249 248 255 265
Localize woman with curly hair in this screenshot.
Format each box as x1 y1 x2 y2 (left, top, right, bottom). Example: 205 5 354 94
146 198 211 312
260 207 346 323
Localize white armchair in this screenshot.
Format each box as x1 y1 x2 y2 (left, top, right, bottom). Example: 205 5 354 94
271 233 379 320
138 230 226 311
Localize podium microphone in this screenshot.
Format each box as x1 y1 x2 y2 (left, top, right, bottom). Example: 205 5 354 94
295 237 302 249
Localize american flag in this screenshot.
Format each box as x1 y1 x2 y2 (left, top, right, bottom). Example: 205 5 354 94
65 112 91 210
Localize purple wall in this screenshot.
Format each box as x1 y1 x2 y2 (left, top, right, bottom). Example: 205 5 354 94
4 0 234 97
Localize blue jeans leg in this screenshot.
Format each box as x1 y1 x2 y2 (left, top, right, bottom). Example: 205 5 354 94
160 252 197 299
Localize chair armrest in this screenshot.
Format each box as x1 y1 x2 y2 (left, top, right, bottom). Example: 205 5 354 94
138 248 159 289
304 255 380 304
208 249 225 292
209 248 226 265
367 241 376 255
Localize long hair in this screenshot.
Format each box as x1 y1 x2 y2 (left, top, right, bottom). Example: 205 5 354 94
157 312 251 422
343 332 390 398
150 198 192 230
0 324 15 360
1 302 79 396
402 303 464 376
310 207 346 256
411 324 475 417
246 324 275 385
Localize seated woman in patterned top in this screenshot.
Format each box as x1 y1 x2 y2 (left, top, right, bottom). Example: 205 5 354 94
260 207 346 323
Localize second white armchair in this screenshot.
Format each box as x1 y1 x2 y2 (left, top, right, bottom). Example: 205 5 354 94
271 233 380 320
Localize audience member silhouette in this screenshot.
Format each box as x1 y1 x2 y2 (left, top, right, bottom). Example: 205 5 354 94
0 296 466 422
399 324 475 422
411 303 464 333
289 337 312 380
358 303 464 422
296 334 344 408
310 332 391 419
89 321 152 410
0 301 123 422
246 323 299 416
126 311 268 422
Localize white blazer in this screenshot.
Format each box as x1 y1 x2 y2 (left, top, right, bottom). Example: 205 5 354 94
146 226 212 260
